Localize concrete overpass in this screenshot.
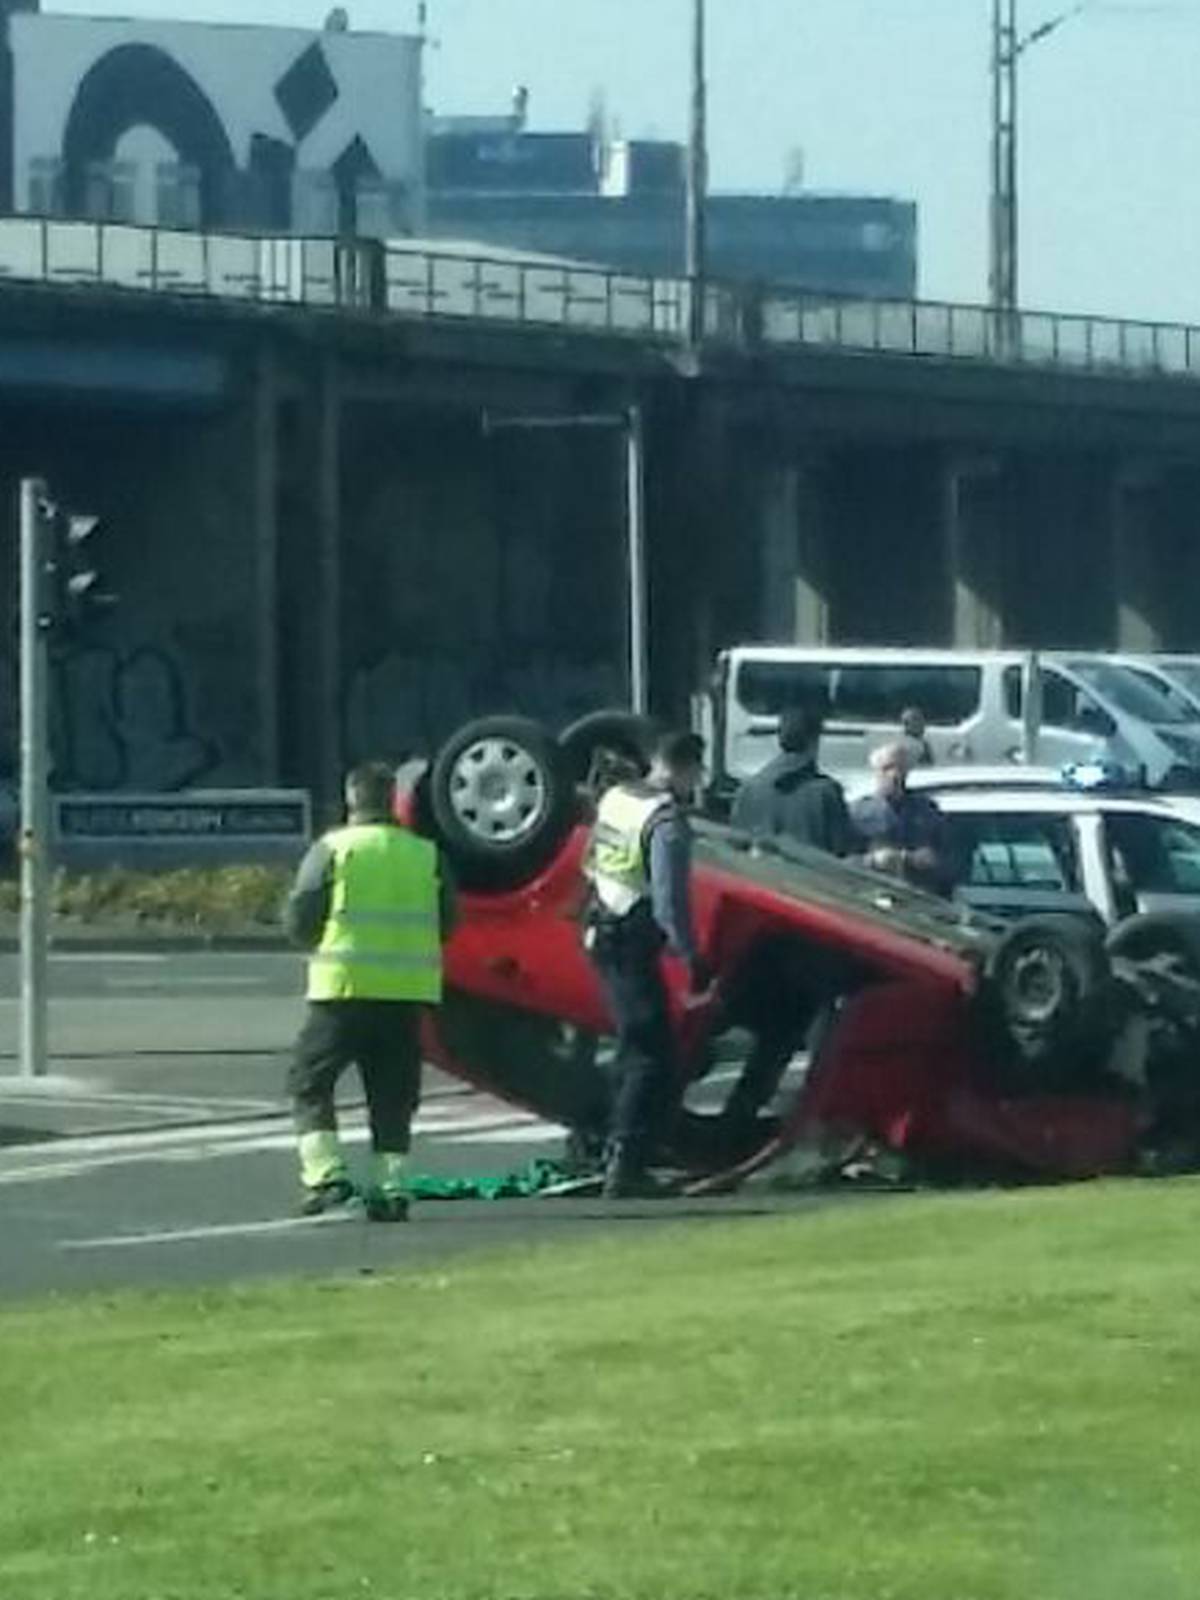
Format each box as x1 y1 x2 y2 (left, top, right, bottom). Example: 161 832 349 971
1 217 1199 815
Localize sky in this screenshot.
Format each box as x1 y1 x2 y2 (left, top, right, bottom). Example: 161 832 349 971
49 0 1200 323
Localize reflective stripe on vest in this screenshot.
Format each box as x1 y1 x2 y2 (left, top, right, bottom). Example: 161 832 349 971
307 824 443 1003
585 784 673 917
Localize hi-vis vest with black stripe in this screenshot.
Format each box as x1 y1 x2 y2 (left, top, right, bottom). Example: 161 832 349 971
585 783 673 917
307 824 442 1003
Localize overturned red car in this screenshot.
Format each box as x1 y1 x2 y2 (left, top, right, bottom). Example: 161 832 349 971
396 712 1200 1188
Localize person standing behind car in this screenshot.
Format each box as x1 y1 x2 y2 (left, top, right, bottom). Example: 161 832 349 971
731 703 854 855
283 761 455 1222
722 703 853 1131
584 731 710 1198
852 740 954 897
900 705 935 767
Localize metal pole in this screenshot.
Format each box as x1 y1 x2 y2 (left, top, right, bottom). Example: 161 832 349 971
685 0 708 350
625 405 649 715
18 478 51 1080
989 0 1018 327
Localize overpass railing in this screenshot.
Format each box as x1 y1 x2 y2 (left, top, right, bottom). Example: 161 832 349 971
0 215 1197 382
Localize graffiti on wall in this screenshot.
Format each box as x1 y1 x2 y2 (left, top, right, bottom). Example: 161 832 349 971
346 650 625 762
49 643 221 791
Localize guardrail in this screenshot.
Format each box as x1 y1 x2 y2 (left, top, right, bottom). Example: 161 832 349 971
0 215 1196 382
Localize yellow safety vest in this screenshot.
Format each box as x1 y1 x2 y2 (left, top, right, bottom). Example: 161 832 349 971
307 824 442 1004
586 783 673 917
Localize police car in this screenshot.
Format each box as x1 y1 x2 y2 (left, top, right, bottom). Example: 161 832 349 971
899 764 1200 926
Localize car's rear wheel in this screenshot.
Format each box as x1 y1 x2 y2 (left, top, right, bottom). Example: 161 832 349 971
429 716 576 889
558 709 659 790
986 915 1110 1065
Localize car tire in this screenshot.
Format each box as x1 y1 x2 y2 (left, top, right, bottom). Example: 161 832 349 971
986 914 1110 1059
1106 912 1200 983
429 715 576 889
558 709 660 789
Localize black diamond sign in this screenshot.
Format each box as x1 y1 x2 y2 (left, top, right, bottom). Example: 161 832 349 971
275 42 339 143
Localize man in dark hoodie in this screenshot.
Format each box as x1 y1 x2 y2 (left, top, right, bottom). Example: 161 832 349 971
722 704 856 1131
731 704 854 854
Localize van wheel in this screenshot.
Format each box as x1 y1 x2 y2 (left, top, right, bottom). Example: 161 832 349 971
429 716 575 889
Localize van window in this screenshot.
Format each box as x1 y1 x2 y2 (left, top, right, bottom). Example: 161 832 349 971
834 665 981 726
735 660 981 724
1066 660 1193 726
735 661 833 716
1003 666 1117 737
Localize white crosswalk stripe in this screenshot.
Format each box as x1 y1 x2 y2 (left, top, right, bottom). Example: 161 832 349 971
0 1091 557 1188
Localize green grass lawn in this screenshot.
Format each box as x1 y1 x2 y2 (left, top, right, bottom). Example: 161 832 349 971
3 1182 1200 1600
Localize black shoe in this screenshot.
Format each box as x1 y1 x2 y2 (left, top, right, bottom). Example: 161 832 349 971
602 1158 671 1200
365 1193 410 1223
299 1179 357 1218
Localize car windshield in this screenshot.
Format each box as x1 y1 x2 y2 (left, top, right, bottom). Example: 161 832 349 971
1162 663 1200 701
1065 660 1195 726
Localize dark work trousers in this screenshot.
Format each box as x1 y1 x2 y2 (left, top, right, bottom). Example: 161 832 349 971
588 911 679 1165
723 939 836 1122
289 1000 422 1153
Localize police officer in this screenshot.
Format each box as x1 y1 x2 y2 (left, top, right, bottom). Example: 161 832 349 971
584 730 709 1198
283 761 454 1221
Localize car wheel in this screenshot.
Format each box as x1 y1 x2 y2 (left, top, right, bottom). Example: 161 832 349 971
986 915 1110 1059
1107 912 1200 983
558 709 660 790
429 716 575 889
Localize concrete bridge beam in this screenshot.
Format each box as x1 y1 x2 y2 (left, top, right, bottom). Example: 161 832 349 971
758 455 831 644
943 453 1005 648
1112 460 1167 653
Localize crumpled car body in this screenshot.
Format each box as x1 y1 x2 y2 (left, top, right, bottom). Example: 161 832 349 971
400 758 1163 1185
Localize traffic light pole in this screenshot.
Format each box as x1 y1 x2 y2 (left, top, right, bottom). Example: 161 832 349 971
18 478 50 1079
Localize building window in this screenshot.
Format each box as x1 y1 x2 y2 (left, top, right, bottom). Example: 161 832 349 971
27 158 65 217
156 163 202 230
84 161 137 223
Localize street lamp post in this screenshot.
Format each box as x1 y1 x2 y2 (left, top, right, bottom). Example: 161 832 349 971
686 0 708 350
989 1 1086 324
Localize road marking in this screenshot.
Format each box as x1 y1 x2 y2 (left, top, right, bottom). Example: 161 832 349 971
0 1097 557 1186
61 1215 354 1251
102 976 274 990
50 953 167 965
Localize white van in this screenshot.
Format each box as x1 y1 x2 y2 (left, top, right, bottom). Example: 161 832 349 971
694 646 1200 804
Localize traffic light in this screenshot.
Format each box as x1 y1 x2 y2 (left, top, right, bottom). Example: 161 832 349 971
36 496 117 636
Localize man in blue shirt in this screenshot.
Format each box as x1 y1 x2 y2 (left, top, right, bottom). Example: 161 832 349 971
851 741 954 897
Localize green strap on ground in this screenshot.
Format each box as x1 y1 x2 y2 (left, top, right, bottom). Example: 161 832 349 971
404 1159 576 1201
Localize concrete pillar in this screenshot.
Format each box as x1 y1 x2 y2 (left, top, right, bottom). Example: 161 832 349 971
253 342 280 783
759 456 831 643
315 352 343 815
1112 459 1165 652
943 453 1004 648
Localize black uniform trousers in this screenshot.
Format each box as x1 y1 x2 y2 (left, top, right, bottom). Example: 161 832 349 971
588 908 679 1164
289 1000 422 1153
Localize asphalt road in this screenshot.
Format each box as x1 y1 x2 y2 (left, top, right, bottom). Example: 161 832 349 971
0 952 842 1303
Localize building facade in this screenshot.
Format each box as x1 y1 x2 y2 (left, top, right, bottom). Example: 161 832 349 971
427 122 917 298
0 4 423 236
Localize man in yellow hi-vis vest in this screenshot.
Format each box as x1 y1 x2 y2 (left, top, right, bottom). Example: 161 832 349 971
584 731 710 1198
283 762 454 1221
